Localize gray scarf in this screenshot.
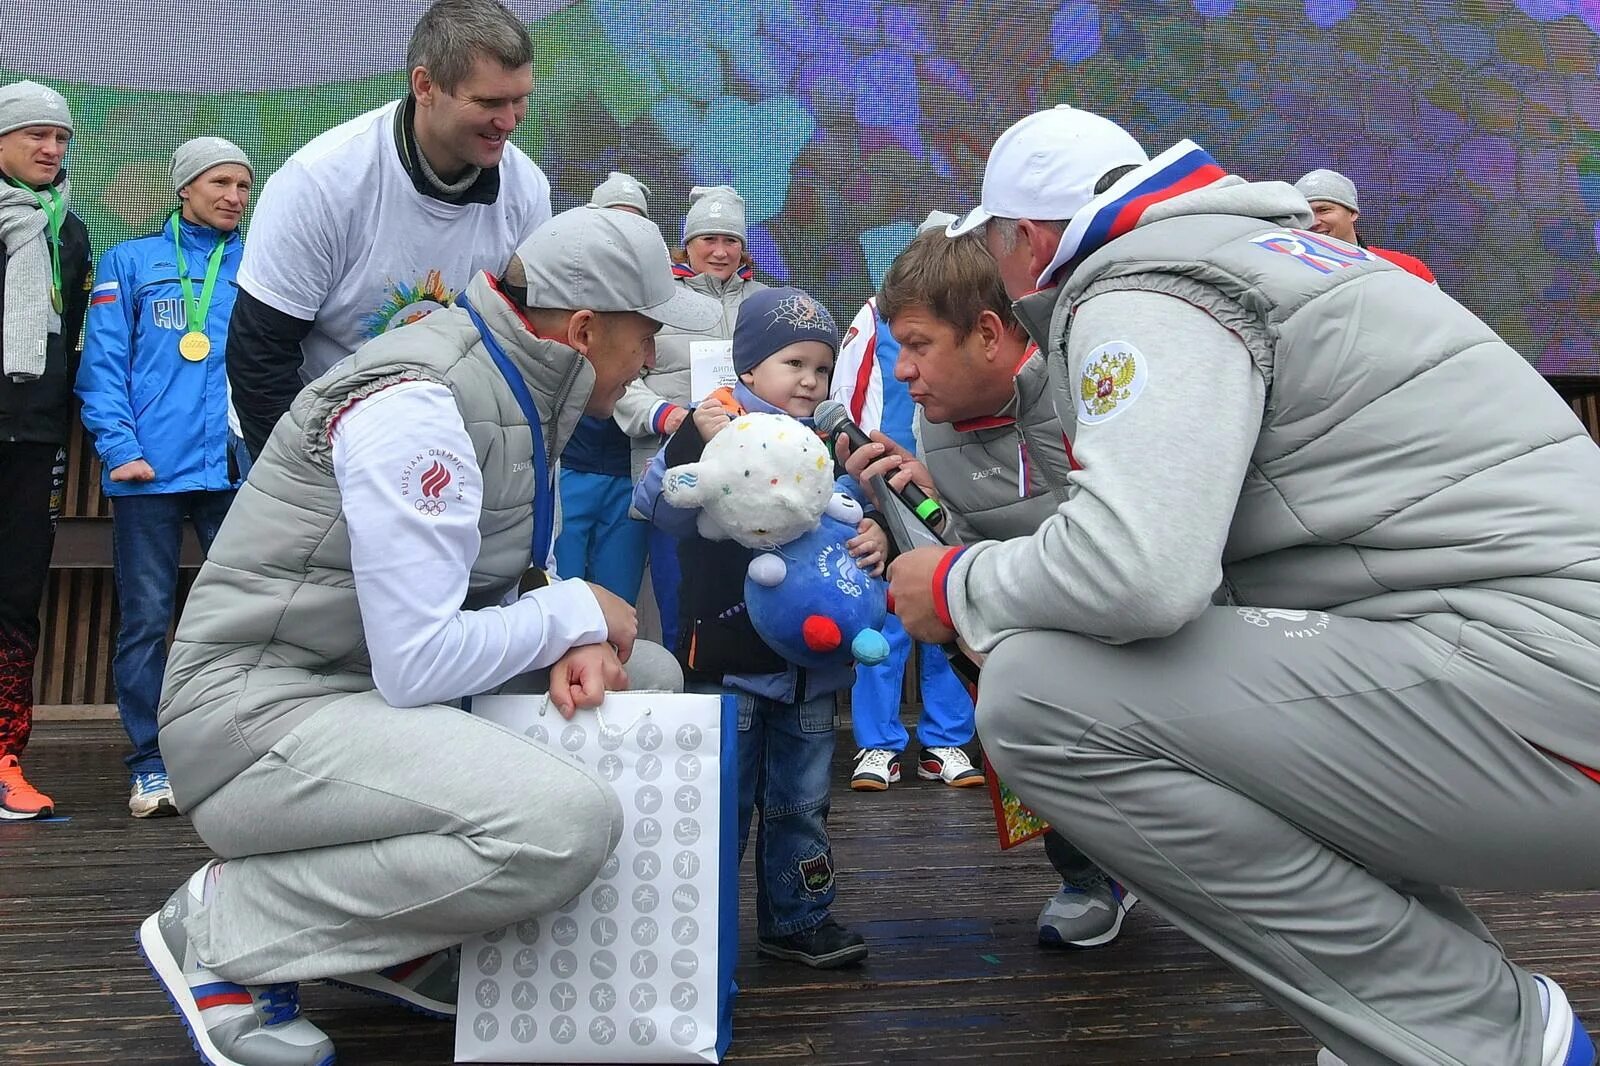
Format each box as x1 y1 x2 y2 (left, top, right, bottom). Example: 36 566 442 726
0 176 66 382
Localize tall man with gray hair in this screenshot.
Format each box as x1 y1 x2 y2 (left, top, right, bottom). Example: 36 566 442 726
887 104 1600 1065
227 0 552 458
139 206 718 1066
0 80 92 820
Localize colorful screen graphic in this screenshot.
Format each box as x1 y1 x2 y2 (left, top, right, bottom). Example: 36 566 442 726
5 0 1597 375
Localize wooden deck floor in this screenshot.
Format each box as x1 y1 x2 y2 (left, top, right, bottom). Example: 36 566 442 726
5 720 1599 1065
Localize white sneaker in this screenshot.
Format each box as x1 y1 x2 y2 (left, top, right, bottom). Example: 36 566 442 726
130 771 178 818
850 748 900 791
916 746 986 787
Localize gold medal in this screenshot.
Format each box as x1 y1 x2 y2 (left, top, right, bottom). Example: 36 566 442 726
179 331 211 362
50 286 62 314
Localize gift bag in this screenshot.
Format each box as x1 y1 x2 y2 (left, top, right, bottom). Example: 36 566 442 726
455 692 738 1063
984 753 1050 850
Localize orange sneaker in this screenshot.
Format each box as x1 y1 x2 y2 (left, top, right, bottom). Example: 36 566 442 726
0 754 54 819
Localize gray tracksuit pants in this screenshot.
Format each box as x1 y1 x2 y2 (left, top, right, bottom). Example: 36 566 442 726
183 642 683 985
977 607 1600 1066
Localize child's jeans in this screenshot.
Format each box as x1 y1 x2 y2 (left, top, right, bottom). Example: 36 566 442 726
729 688 839 939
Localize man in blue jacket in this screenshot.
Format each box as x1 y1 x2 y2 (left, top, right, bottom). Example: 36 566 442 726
76 137 252 818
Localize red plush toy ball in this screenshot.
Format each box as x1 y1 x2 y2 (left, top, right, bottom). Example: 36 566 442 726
802 615 842 653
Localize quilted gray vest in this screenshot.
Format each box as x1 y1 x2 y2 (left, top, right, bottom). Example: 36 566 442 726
1020 188 1600 760
158 273 594 809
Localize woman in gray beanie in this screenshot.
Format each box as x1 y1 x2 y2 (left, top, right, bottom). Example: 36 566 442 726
610 184 766 654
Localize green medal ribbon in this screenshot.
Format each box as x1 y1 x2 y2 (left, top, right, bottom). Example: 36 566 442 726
169 211 227 358
7 177 65 312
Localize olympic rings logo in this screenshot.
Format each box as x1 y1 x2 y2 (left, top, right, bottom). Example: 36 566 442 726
415 498 448 516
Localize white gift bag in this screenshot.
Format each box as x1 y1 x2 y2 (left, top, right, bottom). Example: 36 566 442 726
455 692 737 1064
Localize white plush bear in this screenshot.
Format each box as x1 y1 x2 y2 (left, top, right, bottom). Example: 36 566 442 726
659 412 836 548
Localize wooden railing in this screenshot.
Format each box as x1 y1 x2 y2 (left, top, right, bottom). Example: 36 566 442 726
36 387 1600 704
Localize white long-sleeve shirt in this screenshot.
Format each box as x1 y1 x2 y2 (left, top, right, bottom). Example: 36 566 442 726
331 381 606 707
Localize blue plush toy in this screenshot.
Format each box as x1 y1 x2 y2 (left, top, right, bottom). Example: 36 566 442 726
658 411 890 669
745 494 891 669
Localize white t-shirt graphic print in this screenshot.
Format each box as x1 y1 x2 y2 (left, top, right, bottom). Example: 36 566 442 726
238 100 552 380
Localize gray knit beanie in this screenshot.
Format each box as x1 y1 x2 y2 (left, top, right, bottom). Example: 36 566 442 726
682 185 747 243
588 170 651 214
0 80 73 138
1295 169 1359 213
171 137 253 193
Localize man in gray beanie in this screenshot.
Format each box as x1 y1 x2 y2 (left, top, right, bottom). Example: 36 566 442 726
587 169 650 216
1295 168 1437 282
74 135 252 820
138 206 717 1066
0 79 92 821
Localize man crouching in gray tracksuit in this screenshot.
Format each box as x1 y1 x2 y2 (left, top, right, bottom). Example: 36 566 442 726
888 105 1600 1066
137 207 721 1066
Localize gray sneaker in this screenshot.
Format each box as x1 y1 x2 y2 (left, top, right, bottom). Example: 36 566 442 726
1036 872 1138 949
326 946 458 1018
138 863 336 1066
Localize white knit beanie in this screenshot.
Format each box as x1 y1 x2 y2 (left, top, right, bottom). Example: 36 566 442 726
682 185 747 243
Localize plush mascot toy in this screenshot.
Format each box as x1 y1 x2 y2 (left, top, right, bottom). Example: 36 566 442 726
660 413 891 668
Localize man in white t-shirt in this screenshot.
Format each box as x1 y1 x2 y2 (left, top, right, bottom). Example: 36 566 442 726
227 0 552 457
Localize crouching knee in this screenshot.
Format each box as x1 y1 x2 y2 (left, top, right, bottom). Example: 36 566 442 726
623 640 684 693
503 758 626 909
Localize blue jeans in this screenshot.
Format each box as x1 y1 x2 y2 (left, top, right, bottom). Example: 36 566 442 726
111 490 235 773
554 468 649 600
849 613 975 751
730 688 838 938
649 525 682 652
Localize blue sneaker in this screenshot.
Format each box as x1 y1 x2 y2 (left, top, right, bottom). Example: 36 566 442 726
1316 973 1594 1066
139 864 336 1066
130 771 179 819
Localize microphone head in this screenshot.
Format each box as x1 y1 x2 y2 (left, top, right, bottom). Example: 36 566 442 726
813 399 850 435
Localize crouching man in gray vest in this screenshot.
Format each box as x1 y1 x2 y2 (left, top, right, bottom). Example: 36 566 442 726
839 225 1147 950
889 105 1600 1066
138 206 720 1066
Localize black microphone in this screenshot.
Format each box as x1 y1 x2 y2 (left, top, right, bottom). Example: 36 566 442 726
815 401 980 689
815 400 946 535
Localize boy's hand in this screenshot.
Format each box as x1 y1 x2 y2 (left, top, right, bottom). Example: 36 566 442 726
692 400 734 442
548 642 628 719
848 518 889 577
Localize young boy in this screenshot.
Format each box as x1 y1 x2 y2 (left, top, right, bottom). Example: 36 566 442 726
635 286 885 969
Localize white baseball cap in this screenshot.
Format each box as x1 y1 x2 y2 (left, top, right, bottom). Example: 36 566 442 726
515 207 721 332
947 105 1149 237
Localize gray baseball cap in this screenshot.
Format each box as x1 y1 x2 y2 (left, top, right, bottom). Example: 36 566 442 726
515 206 720 332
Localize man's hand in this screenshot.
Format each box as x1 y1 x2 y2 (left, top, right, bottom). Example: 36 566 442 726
585 582 638 662
109 459 156 483
548 642 628 719
848 518 889 577
662 407 688 434
836 430 938 517
888 545 959 644
691 399 733 442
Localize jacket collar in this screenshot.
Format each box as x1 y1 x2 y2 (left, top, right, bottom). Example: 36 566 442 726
951 345 1045 432
391 96 502 207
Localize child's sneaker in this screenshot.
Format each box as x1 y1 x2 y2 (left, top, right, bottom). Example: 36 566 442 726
138 863 335 1066
757 919 868 969
326 947 458 1018
916 746 985 787
851 748 900 791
